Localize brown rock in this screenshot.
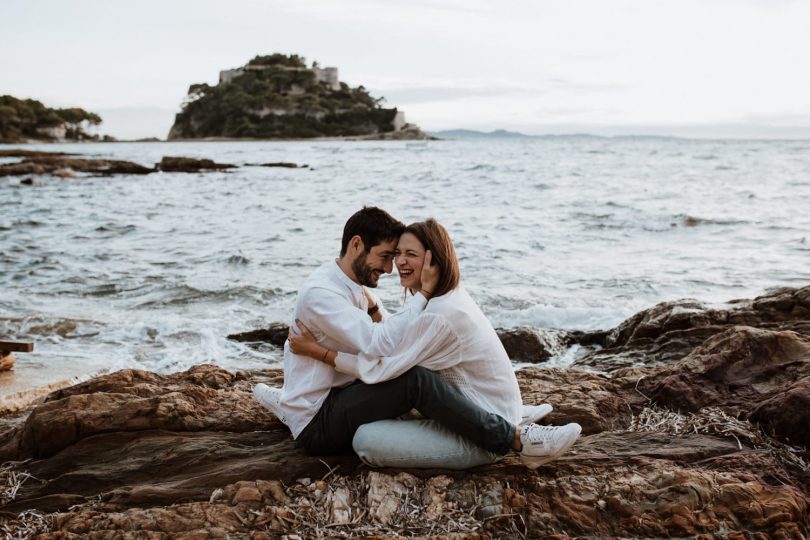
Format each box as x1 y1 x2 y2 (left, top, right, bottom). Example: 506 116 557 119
232 484 263 504
158 156 236 172
0 352 14 371
0 149 74 158
517 367 638 434
227 323 289 348
637 326 810 446
0 364 283 460
750 377 810 447
0 156 155 177
495 327 569 363
13 432 807 538
576 285 810 372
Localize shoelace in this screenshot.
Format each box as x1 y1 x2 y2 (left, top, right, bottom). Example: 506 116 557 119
521 423 561 443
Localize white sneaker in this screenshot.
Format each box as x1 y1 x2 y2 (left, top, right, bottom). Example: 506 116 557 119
521 403 553 425
253 383 286 424
519 422 582 469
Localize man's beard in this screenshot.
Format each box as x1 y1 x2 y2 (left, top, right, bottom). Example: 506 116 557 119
351 252 380 287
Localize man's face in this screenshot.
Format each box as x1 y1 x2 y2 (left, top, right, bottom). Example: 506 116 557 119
351 239 398 287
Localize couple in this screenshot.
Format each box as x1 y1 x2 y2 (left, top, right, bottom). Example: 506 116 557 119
254 207 581 469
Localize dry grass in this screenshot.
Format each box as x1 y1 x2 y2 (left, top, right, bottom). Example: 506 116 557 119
0 510 52 539
246 470 513 539
0 462 52 539
0 462 31 507
629 405 809 476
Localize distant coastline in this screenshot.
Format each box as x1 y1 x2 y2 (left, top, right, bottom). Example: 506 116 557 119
4 130 810 144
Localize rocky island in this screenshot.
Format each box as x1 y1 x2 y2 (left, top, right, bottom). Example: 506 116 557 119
168 54 429 141
0 286 808 538
0 96 105 143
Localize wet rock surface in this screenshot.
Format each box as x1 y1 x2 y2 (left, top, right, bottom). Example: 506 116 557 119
1 287 808 538
0 150 75 158
0 156 155 177
638 326 810 447
157 156 237 172
0 352 14 372
496 327 570 363
0 149 241 178
574 285 810 371
228 323 290 348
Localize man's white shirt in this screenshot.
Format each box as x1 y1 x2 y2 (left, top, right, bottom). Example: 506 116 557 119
280 260 427 437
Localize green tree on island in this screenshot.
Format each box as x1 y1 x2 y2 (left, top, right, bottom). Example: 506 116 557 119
168 54 398 139
0 95 102 143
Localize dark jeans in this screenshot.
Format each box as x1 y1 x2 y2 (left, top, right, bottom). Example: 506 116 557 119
296 366 515 456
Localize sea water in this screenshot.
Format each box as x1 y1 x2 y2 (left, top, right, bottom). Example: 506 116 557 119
1 137 809 396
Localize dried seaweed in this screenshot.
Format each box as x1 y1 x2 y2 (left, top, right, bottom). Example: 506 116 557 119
0 462 52 539
265 473 491 538
628 405 809 475
0 462 32 507
0 510 52 539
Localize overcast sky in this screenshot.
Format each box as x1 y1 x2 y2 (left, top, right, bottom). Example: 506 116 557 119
3 0 809 139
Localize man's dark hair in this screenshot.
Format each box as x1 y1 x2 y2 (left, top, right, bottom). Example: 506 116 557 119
340 207 405 257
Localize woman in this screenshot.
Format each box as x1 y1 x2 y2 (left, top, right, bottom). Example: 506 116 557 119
289 219 581 469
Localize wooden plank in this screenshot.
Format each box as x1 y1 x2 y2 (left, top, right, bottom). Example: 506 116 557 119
0 341 34 353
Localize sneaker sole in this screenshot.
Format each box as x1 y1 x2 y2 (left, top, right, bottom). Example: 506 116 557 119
520 430 581 470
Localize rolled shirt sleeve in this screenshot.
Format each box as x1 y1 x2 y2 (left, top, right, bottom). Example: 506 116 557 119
334 312 461 384
303 287 427 357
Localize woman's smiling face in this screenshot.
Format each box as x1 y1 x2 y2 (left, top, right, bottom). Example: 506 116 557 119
395 232 426 290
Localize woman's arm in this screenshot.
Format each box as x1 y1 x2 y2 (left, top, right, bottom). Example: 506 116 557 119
296 250 440 357
289 313 460 384
288 320 338 365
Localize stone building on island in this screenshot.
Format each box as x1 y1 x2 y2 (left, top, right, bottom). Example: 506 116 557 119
215 61 410 132
219 64 340 92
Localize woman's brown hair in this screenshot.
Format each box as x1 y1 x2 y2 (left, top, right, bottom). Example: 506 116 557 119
404 218 460 298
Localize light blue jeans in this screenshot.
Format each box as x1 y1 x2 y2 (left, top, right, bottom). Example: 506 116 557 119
353 418 502 470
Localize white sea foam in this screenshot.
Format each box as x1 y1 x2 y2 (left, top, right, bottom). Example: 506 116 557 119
1 138 809 392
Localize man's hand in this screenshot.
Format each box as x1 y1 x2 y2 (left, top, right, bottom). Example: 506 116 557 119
420 250 440 298
363 288 382 322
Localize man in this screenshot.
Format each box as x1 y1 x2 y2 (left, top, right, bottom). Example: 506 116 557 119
255 207 579 467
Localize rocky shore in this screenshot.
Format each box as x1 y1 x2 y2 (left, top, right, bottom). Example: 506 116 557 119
0 150 247 178
1 286 808 538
